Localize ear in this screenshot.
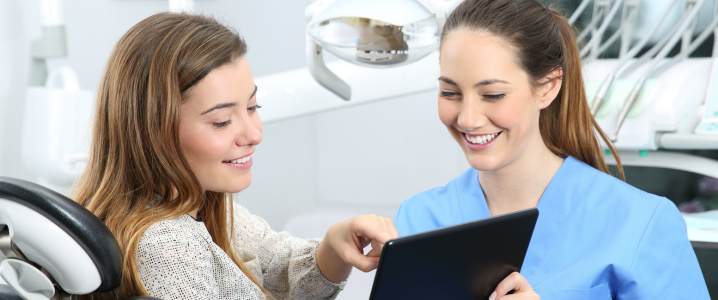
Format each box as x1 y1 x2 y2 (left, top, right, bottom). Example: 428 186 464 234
536 67 562 110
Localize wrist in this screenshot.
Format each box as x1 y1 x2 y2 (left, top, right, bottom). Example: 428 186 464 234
316 223 352 283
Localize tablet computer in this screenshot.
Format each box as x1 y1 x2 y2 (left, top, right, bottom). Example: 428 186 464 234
369 208 538 300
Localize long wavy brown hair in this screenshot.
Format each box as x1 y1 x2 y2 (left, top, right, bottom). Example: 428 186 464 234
73 12 270 299
443 0 625 180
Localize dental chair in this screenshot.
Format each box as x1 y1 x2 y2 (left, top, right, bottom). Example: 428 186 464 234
0 176 160 300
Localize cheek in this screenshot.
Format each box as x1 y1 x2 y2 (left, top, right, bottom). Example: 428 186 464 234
437 99 459 126
490 95 534 131
180 126 226 171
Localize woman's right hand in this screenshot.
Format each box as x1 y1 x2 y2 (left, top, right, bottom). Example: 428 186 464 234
316 214 399 283
490 272 540 300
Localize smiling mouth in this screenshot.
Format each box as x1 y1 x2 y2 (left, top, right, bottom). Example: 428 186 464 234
464 131 502 145
223 155 252 164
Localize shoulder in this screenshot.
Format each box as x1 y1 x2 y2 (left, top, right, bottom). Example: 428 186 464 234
567 156 665 211
138 215 211 259
395 168 477 236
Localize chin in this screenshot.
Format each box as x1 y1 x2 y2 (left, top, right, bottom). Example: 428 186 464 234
208 173 252 194
228 177 252 193
464 150 503 171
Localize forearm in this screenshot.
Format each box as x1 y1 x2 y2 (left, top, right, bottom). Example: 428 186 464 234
316 224 352 283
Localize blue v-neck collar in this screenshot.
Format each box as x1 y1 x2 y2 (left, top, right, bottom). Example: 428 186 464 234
456 156 589 285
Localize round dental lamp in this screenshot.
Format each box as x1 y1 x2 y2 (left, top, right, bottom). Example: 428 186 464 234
305 0 458 100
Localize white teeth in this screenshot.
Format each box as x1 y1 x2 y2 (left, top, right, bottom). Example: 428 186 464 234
228 156 251 164
466 132 500 144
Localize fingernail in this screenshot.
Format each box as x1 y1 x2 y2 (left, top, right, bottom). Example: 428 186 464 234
489 291 497 300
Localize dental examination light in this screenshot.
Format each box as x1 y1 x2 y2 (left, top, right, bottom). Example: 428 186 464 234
580 0 625 59
305 0 456 100
610 0 707 142
590 0 682 115
569 0 592 26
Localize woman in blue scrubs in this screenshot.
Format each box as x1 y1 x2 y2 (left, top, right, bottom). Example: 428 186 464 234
393 0 710 299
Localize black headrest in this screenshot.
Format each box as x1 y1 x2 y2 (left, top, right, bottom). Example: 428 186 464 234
0 177 122 292
0 285 23 300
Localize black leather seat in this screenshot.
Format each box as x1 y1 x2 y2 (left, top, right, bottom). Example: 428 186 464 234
0 285 24 300
0 177 162 299
0 176 122 292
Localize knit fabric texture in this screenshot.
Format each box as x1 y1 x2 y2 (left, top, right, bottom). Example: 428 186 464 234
137 204 346 299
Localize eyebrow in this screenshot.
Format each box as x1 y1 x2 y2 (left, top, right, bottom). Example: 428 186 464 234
200 85 258 115
438 76 510 87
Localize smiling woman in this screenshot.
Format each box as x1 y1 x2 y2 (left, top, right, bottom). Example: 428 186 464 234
394 0 710 299
179 60 262 198
72 12 397 300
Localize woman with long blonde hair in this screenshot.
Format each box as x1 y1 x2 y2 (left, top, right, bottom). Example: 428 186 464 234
394 0 709 299
74 12 397 299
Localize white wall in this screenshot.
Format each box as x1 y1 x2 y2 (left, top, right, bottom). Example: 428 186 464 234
238 90 471 229
0 0 470 231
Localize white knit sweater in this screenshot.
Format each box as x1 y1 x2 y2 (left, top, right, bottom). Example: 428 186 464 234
136 204 345 299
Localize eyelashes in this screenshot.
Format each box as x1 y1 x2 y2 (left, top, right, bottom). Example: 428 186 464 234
248 104 262 112
440 91 506 101
440 91 459 98
213 120 232 128
483 94 506 100
211 105 262 129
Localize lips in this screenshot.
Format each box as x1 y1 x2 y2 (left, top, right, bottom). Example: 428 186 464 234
465 132 501 145
223 156 251 164
463 131 502 151
222 153 253 170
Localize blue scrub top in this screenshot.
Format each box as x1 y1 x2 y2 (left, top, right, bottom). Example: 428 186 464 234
394 156 710 299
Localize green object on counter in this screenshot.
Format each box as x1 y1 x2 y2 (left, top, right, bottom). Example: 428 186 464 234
639 150 648 157
605 149 612 156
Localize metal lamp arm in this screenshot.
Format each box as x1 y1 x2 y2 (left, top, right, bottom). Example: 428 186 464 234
306 35 351 101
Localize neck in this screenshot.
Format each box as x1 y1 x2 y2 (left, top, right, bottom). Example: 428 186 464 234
479 135 564 216
189 208 200 219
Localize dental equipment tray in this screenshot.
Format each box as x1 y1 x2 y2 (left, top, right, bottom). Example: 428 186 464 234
369 208 538 300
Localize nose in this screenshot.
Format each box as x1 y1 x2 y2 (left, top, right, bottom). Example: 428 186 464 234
457 95 488 132
235 115 262 146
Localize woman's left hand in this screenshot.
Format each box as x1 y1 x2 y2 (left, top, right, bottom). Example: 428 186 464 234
316 214 399 283
490 272 540 300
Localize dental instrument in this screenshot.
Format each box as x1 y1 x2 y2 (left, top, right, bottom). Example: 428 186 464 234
611 0 708 142
590 0 682 115
569 0 592 26
580 0 625 59
577 0 609 45
694 2 718 135
586 0 640 61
